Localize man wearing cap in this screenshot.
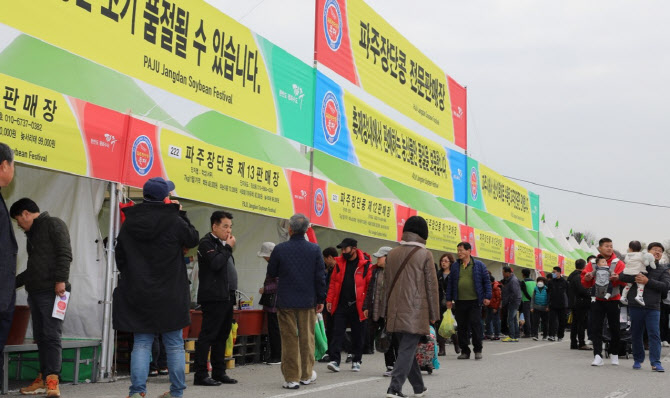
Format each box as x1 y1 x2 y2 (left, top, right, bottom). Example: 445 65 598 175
114 177 199 398
381 216 439 398
258 242 281 364
363 246 396 376
194 210 239 386
326 238 372 373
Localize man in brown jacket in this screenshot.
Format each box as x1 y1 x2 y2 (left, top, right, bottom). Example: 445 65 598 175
382 216 439 398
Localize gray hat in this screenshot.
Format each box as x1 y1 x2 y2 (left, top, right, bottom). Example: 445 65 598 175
373 246 393 258
257 242 275 257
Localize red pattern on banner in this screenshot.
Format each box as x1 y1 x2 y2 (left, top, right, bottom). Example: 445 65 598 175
121 117 165 189
394 205 417 241
459 225 477 257
504 238 515 264
558 255 565 273
447 75 467 150
534 248 544 276
314 0 359 85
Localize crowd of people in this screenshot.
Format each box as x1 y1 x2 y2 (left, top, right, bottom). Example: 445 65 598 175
2 141 670 398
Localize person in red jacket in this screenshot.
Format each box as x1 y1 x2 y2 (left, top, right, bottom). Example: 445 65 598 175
325 238 372 373
581 237 626 367
485 274 502 340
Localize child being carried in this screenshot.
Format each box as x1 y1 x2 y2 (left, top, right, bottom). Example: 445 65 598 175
591 255 615 302
621 240 656 306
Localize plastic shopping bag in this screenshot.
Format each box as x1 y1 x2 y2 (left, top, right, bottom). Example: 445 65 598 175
315 313 328 360
438 310 457 338
225 321 239 358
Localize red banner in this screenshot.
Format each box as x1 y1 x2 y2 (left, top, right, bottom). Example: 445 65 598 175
459 225 477 257
447 75 467 150
534 248 544 276
315 0 359 84
504 238 515 264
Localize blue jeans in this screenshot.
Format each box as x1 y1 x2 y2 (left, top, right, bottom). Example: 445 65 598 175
507 305 519 339
484 307 501 337
131 329 186 397
629 306 661 366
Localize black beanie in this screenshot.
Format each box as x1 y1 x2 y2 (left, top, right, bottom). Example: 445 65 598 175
403 216 428 240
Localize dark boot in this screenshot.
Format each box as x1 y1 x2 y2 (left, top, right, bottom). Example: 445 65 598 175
451 334 461 354
438 341 446 356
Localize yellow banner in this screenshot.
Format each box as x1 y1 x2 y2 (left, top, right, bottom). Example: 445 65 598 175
479 163 533 229
563 257 576 275
328 183 396 241
0 74 86 176
347 0 454 141
475 229 504 262
514 241 536 269
345 91 453 198
1 1 277 134
160 128 292 218
542 250 559 272
418 212 460 253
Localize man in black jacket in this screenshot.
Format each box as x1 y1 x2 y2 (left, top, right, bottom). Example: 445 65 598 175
114 177 199 398
548 266 568 342
193 210 238 386
0 143 17 392
568 259 591 350
11 198 72 397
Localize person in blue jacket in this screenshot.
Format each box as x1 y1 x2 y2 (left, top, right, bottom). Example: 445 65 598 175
445 242 492 360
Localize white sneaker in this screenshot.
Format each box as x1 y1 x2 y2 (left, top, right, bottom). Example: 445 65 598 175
383 366 393 377
586 340 592 345
610 354 619 366
662 341 670 347
300 370 317 385
591 355 604 366
327 361 340 372
620 297 628 305
282 381 300 389
351 362 361 372
635 296 646 306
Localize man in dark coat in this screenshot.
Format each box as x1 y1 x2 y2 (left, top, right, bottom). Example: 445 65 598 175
0 143 16 392
193 210 239 386
11 198 72 397
113 177 199 398
548 266 569 342
568 259 591 350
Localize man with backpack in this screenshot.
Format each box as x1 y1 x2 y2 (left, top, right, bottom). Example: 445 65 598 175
326 238 372 373
519 269 535 338
581 238 626 366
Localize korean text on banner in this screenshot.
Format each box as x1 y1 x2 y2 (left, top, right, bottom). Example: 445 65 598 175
514 241 536 269
467 157 540 231
418 212 460 252
542 250 559 272
0 1 314 144
0 73 127 181
315 0 454 143
313 71 460 200
474 229 504 263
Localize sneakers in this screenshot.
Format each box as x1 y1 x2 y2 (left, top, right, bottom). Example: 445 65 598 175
457 353 470 359
501 337 518 342
474 352 483 360
317 354 331 363
383 366 393 377
532 336 538 341
547 336 556 342
282 381 300 389
345 353 353 363
148 369 159 377
635 296 646 306
652 364 665 372
45 375 60 398
20 374 46 395
413 386 428 397
386 387 408 398
591 355 604 366
266 358 282 365
633 362 642 370
557 338 563 342
662 341 670 347
491 336 500 341
610 354 619 366
158 368 168 376
620 297 629 305
300 370 317 385
351 362 361 372
127 394 146 398
327 361 340 372
542 336 547 341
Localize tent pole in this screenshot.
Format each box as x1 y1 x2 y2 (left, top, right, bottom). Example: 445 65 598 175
99 182 119 381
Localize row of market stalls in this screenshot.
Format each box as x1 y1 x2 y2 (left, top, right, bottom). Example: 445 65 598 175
0 0 600 383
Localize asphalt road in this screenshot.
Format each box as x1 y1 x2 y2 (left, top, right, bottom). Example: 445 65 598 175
6 338 668 397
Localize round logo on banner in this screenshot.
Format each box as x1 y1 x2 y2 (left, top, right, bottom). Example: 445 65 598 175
314 188 326 217
470 167 478 201
132 135 154 176
323 0 343 51
322 92 341 145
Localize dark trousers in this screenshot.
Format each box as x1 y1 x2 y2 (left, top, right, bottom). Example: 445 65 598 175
267 311 281 361
328 304 365 365
150 334 167 371
28 290 64 377
0 293 15 386
570 306 589 347
591 300 620 357
660 303 670 344
322 309 334 356
194 300 233 379
453 300 483 355
531 309 549 338
388 332 424 395
521 301 532 336
549 308 566 339
385 332 399 368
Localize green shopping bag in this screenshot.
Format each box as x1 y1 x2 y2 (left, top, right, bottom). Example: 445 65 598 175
315 313 328 360
438 309 457 338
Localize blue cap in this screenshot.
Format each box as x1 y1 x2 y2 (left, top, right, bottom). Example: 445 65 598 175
143 177 175 202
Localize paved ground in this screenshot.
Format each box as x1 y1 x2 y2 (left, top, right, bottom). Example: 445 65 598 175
5 338 669 397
